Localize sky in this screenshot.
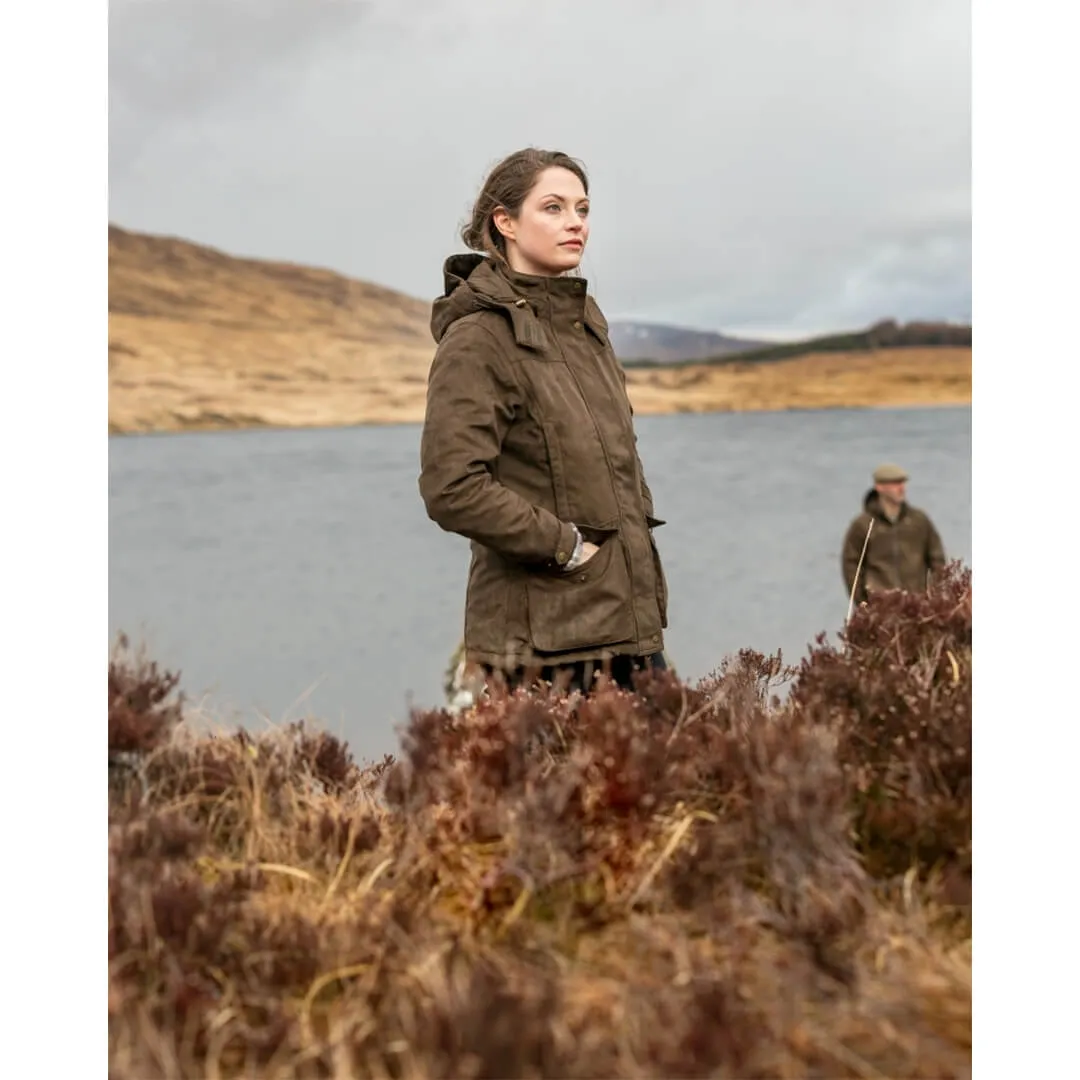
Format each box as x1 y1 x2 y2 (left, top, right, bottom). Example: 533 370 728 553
108 0 971 338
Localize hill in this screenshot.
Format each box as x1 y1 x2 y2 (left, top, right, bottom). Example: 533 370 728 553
108 224 435 432
624 345 971 415
606 320 767 363
108 226 972 433
622 319 973 370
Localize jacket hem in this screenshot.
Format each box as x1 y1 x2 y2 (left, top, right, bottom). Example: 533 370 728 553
465 636 665 671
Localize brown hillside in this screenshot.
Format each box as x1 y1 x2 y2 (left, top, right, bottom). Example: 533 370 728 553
108 225 435 432
108 226 971 434
624 347 972 415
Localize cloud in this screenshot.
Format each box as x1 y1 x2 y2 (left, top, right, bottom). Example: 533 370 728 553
108 0 372 174
109 0 970 335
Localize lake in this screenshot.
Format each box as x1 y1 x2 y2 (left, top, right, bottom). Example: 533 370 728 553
109 406 971 761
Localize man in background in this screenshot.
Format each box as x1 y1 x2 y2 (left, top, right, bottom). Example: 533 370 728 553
842 463 946 606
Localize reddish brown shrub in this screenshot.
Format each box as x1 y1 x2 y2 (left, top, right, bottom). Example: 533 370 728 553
108 633 183 757
792 561 972 882
109 581 972 1079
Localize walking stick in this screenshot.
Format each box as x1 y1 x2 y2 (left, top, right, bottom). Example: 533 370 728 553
845 519 874 627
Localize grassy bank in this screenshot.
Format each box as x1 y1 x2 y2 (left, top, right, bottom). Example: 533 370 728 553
109 565 972 1078
108 345 972 434
622 346 971 417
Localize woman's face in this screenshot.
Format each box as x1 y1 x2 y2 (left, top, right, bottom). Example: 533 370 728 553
495 166 590 277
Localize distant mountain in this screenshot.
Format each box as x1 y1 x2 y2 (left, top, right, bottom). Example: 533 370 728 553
606 321 769 364
620 319 974 370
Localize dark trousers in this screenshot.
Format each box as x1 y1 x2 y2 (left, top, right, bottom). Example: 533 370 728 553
484 651 667 696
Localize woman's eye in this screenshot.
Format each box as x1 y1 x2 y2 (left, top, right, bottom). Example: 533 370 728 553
578 206 590 217
545 204 561 213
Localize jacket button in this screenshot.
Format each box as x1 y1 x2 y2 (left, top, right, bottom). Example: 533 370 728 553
556 550 568 564
573 320 583 330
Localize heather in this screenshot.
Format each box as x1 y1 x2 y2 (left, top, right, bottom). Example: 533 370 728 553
108 564 972 1079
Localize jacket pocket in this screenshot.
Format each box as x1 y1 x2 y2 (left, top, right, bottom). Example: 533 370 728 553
525 533 636 652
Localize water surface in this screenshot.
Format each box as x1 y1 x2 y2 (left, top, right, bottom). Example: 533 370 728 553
109 406 971 759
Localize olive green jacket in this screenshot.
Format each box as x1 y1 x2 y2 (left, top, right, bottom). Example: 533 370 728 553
419 255 667 669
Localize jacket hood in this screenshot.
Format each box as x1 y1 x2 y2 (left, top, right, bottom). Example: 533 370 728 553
431 254 520 345
429 253 607 349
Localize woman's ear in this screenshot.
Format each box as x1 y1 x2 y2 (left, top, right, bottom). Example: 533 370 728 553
492 207 515 242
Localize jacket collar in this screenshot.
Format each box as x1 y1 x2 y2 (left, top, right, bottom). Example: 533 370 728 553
437 254 608 351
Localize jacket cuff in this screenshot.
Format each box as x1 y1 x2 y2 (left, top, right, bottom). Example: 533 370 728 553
552 521 580 569
564 525 587 570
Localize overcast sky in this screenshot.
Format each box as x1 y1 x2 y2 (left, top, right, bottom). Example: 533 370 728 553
109 0 970 337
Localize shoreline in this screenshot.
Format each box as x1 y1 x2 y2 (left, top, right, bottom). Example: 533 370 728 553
107 395 973 439
108 345 972 437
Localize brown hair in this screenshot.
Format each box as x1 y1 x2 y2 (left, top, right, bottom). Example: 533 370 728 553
461 148 589 268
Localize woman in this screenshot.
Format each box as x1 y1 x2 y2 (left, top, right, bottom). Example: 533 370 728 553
419 148 669 697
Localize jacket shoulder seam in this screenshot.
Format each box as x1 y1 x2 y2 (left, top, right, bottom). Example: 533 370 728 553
439 312 512 354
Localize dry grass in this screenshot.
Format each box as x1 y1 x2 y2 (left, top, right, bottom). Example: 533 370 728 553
108 226 972 434
108 225 435 433
623 348 972 415
109 567 972 1078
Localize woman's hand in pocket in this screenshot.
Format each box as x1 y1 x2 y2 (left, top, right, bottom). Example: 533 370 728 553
578 541 600 566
